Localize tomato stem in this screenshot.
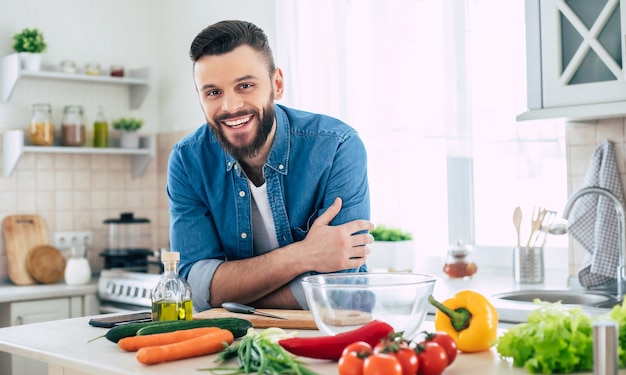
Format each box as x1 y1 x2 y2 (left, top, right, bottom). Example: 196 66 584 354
428 295 471 331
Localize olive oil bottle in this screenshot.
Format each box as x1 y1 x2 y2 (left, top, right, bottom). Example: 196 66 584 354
151 251 193 321
93 106 108 148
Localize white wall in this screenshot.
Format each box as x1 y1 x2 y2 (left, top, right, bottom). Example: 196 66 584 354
0 0 277 135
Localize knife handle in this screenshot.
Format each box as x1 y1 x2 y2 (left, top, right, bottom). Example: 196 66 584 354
222 302 255 314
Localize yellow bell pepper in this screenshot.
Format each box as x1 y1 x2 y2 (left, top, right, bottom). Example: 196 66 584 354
428 290 498 353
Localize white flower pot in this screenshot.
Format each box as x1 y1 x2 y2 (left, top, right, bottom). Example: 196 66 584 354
19 52 43 71
368 240 415 272
119 131 139 149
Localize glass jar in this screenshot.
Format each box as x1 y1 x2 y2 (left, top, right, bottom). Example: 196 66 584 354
61 105 86 147
85 62 100 76
443 240 477 278
151 251 193 321
29 103 54 146
110 64 124 77
93 106 109 147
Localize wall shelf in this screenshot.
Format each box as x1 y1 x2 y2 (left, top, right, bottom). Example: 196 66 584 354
3 130 156 178
1 54 151 109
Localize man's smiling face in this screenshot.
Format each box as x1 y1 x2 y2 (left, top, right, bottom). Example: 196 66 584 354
193 45 284 160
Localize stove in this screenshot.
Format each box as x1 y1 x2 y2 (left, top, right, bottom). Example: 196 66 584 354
97 269 161 313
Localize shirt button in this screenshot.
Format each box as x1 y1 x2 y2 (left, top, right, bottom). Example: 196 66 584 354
234 164 239 170
239 191 246 197
278 164 284 170
240 232 248 239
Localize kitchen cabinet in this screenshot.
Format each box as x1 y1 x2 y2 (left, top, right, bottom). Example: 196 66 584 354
0 293 98 375
1 53 151 109
518 0 626 121
2 129 156 178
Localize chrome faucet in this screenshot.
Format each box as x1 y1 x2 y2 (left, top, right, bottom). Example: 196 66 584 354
561 187 626 300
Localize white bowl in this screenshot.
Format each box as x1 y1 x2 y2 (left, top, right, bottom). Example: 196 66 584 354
302 272 436 339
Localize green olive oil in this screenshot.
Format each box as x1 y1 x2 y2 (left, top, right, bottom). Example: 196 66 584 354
152 299 193 321
151 251 193 321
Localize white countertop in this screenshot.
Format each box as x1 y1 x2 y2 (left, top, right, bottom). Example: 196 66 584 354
0 315 622 375
0 277 98 303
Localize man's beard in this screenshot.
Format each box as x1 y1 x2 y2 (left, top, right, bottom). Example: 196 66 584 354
209 101 275 160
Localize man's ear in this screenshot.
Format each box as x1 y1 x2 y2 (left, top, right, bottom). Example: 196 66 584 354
273 67 285 100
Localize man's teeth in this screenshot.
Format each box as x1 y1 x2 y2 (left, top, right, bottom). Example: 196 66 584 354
224 117 251 127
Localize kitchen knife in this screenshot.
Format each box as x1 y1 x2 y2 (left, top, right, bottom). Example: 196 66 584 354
222 302 288 320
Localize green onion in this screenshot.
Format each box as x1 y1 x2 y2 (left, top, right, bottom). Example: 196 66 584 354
198 327 319 375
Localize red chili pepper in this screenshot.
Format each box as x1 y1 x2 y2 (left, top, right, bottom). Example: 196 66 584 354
278 319 394 360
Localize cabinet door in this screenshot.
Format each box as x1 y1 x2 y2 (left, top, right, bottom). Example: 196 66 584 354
11 298 70 375
540 0 626 107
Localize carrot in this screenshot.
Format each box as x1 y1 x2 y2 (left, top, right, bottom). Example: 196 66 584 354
136 328 234 365
118 327 220 352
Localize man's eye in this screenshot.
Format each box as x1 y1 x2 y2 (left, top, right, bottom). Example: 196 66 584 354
206 90 220 97
239 83 254 90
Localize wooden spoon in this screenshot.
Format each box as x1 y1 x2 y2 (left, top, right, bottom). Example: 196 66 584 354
513 206 522 248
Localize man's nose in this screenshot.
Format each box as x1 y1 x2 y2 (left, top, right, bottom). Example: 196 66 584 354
221 92 243 113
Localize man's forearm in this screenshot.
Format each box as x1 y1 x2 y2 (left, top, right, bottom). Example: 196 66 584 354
208 243 305 307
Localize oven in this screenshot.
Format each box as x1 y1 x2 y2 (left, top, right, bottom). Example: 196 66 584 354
97 269 161 313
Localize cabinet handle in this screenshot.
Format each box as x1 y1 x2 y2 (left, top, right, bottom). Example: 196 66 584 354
15 316 23 326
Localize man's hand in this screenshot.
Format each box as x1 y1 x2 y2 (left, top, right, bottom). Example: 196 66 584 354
298 197 374 272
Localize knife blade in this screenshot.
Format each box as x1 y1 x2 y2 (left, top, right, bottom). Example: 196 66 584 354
222 302 288 320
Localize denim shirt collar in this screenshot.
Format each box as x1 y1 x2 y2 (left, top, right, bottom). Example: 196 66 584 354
224 104 290 177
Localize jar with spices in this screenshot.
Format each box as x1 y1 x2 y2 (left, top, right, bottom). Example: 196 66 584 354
93 106 109 147
61 105 86 147
85 62 100 76
29 103 54 146
443 240 477 278
110 64 124 77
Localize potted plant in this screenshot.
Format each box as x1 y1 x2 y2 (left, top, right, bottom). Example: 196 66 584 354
368 225 415 272
112 117 143 148
12 28 47 71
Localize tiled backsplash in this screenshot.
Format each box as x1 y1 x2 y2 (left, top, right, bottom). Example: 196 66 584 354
566 117 626 276
0 131 190 280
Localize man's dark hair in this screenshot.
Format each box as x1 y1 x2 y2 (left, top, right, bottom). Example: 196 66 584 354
189 20 276 74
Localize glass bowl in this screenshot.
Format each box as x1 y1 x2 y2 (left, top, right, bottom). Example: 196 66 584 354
301 272 436 339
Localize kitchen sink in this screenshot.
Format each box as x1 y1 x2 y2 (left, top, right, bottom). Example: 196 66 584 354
492 289 620 308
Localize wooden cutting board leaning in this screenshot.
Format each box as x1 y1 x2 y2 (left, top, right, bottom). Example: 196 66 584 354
3 215 50 285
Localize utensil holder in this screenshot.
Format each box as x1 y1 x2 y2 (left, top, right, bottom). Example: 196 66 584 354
513 246 544 284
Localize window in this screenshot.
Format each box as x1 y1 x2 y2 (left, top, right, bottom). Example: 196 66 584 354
275 0 568 259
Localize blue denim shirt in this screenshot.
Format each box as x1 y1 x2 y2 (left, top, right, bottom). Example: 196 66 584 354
167 104 370 311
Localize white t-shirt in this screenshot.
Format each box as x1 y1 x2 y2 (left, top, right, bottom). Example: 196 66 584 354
249 181 279 254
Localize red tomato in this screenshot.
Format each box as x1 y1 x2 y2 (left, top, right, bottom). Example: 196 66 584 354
393 347 419 375
338 351 366 375
373 340 418 375
416 342 448 375
363 353 403 375
343 341 373 357
421 332 457 365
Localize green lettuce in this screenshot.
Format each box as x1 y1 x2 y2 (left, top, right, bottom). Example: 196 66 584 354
497 300 594 374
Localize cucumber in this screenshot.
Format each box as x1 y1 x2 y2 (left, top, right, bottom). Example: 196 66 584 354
105 321 166 343
136 318 252 338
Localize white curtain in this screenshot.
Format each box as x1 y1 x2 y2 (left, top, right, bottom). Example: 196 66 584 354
274 0 567 257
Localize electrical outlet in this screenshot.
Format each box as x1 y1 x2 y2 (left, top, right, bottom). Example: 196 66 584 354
54 231 93 249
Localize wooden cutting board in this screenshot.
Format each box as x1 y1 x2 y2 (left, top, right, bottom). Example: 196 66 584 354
26 245 66 284
3 215 49 285
194 308 318 329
